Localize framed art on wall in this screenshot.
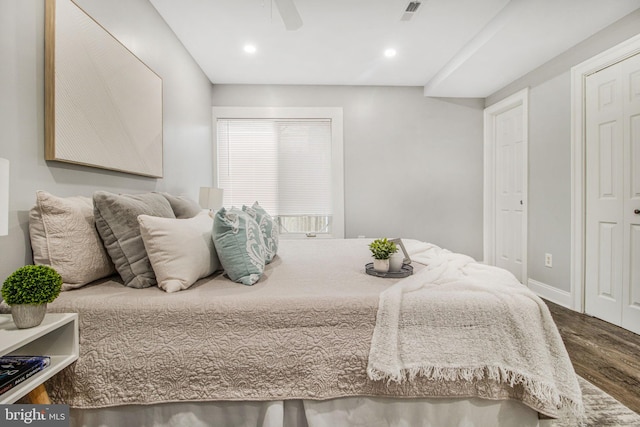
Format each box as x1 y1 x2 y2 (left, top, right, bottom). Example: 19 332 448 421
45 0 163 178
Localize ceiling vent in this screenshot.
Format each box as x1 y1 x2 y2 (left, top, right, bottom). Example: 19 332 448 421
400 1 422 21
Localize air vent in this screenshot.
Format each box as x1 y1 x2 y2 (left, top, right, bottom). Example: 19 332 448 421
400 1 421 21
405 1 421 12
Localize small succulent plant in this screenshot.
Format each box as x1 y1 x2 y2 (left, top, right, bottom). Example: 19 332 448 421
1 265 62 305
369 238 398 260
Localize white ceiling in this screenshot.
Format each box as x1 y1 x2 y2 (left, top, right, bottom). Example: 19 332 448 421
149 0 640 98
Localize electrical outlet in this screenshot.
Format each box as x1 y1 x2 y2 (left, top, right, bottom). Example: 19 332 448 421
545 253 553 268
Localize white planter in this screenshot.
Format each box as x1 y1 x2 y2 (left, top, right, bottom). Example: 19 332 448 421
389 253 404 272
373 258 390 273
11 304 47 329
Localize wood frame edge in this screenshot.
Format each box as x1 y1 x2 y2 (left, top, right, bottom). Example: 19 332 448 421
44 0 56 161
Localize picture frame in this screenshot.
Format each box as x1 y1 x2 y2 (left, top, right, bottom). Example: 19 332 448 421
44 0 163 178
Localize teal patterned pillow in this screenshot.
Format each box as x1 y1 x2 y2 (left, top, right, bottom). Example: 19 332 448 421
212 207 266 286
243 202 279 264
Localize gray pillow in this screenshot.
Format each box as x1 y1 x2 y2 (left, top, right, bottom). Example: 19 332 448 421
212 207 265 286
93 191 175 288
159 192 202 219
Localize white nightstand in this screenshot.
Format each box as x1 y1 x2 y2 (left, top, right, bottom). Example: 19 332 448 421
0 312 79 404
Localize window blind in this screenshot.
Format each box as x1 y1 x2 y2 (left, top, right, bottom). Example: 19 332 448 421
217 118 332 218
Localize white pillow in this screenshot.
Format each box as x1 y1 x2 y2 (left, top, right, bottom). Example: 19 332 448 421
29 190 115 290
138 212 221 293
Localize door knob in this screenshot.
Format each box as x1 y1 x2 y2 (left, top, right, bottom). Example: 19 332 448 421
635 209 640 215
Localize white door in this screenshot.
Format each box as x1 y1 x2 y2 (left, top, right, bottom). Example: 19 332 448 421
585 53 640 334
585 63 624 324
494 104 526 282
621 53 640 333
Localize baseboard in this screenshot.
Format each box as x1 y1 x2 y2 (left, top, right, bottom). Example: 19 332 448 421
527 279 572 308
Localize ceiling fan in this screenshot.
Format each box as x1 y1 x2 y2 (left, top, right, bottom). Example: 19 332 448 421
273 0 303 31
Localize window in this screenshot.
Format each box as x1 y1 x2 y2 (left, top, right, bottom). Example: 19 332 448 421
213 107 344 238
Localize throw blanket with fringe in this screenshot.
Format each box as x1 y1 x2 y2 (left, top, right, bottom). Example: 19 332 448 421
368 241 584 419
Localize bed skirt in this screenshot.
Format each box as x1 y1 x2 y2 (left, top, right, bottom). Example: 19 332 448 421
70 396 552 427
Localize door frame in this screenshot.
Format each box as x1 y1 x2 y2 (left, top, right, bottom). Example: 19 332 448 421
483 88 529 283
570 33 640 312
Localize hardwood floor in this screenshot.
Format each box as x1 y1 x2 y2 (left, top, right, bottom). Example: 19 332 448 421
544 300 640 414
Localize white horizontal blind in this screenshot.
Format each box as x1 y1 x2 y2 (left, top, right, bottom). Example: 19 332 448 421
217 120 278 213
277 120 331 215
217 118 332 218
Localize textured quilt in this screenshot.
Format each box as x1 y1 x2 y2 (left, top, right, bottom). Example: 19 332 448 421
42 239 579 418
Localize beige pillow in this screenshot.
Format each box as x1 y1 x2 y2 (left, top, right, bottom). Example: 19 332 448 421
29 191 115 290
138 212 221 293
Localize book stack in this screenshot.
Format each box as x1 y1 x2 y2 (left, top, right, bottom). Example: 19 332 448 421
0 356 51 396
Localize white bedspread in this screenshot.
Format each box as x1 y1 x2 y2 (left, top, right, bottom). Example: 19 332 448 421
5 238 580 421
367 242 583 420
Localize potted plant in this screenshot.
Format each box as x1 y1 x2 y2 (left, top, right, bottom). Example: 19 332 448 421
1 265 62 329
369 238 398 273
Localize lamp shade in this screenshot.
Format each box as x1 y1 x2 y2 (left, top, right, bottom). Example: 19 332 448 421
199 187 223 210
0 158 9 236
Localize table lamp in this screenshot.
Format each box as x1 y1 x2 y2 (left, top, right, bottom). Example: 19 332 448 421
198 187 224 211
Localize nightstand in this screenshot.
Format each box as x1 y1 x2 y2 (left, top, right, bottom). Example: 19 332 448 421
0 313 79 404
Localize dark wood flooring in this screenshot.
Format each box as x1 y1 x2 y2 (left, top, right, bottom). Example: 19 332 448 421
544 300 640 414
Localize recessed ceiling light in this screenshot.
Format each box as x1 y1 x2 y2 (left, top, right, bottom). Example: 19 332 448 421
384 48 397 58
244 44 257 54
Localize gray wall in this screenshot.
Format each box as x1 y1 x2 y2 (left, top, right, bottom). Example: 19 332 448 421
485 9 640 293
212 85 485 259
0 0 213 282
527 73 572 291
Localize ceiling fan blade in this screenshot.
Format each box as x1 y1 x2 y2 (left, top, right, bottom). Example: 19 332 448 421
273 0 303 31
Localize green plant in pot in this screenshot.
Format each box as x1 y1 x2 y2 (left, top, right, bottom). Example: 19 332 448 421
369 238 398 273
1 265 62 329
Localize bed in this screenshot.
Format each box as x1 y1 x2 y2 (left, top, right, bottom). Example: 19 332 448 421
15 191 582 426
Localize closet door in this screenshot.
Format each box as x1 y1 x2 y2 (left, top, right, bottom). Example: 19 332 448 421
585 63 625 326
585 52 640 335
622 53 640 334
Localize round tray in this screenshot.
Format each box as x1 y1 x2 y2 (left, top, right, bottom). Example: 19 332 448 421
365 263 413 278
